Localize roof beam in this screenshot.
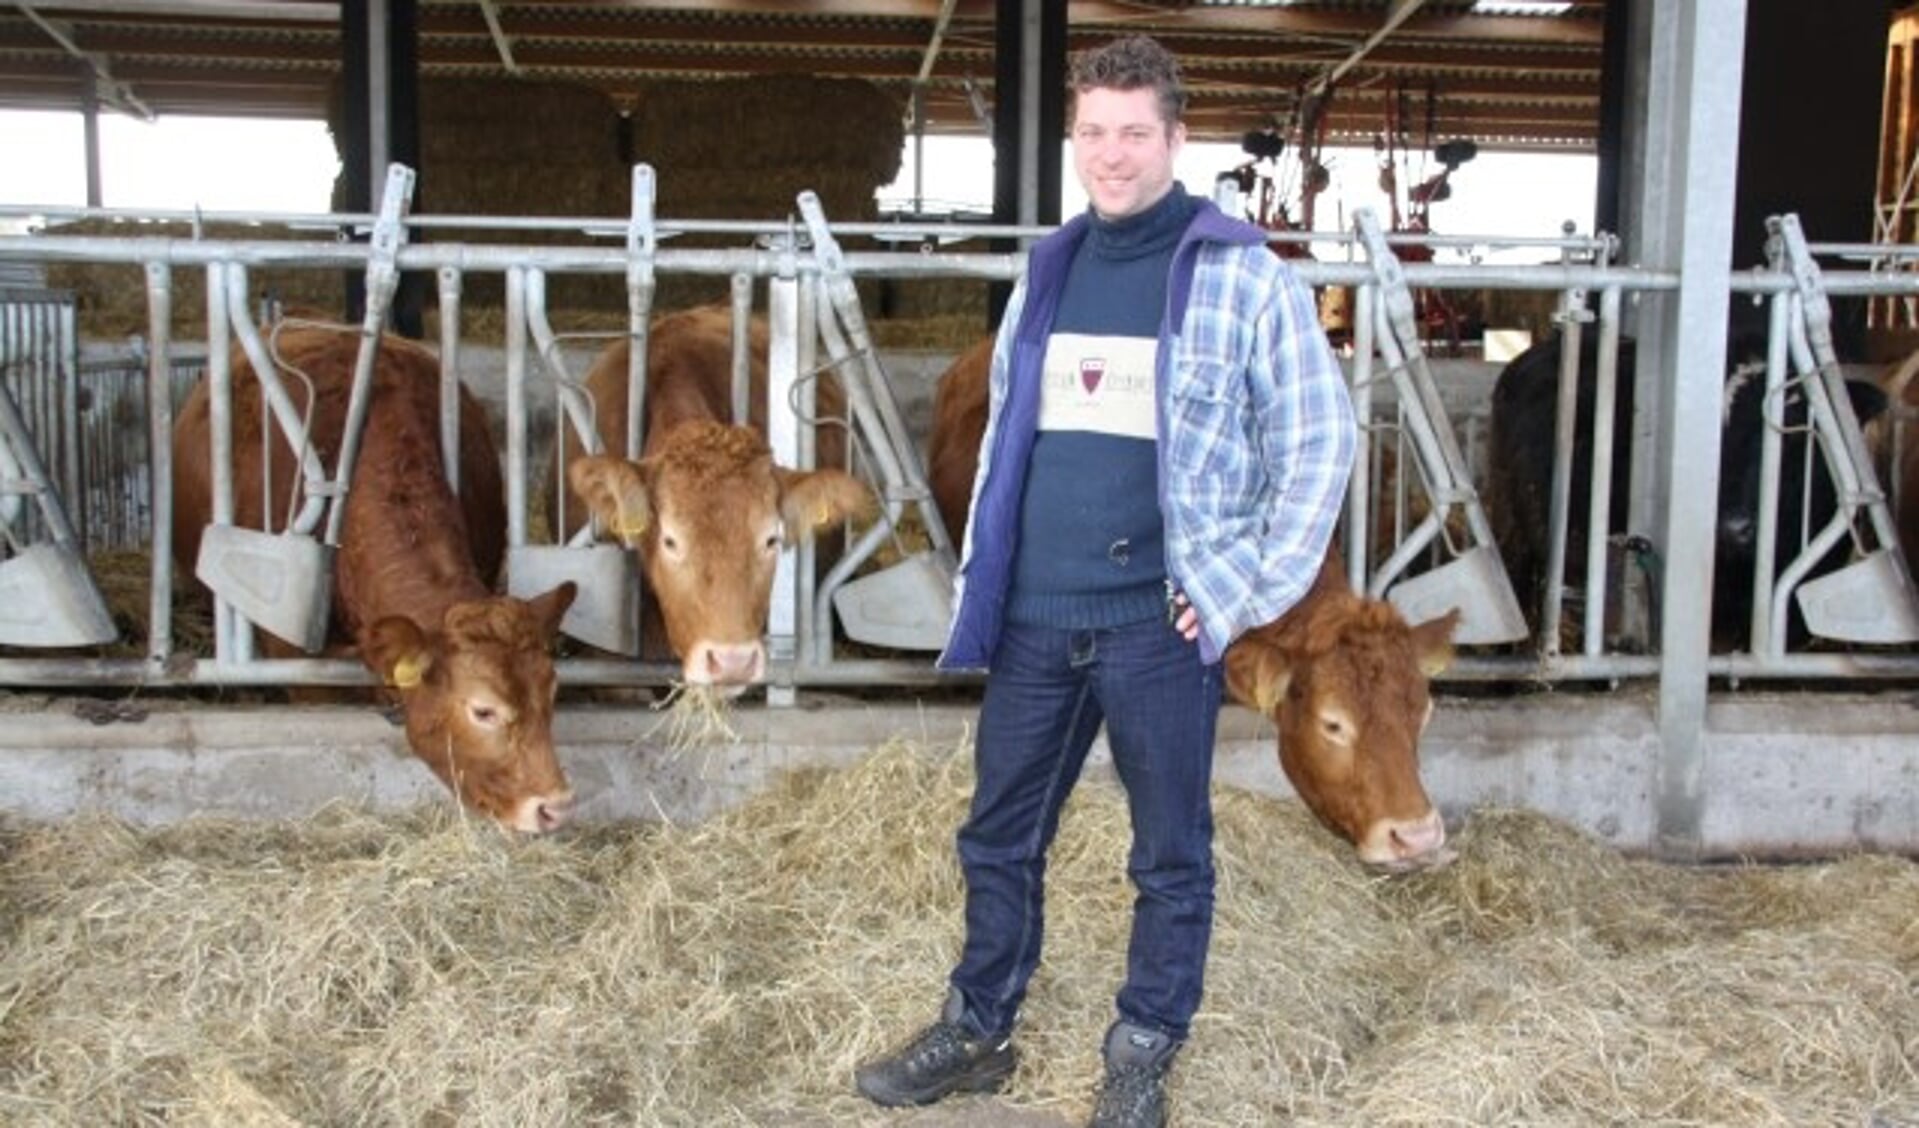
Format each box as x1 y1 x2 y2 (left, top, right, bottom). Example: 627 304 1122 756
28 1 335 20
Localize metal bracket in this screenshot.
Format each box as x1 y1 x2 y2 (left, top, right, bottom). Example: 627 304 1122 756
1354 207 1526 643
0 380 116 647
194 163 415 653
795 190 955 655
1762 213 1919 645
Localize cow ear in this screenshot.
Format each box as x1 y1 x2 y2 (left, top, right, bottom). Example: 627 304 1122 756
776 467 875 541
364 617 435 690
568 456 653 546
1411 608 1463 677
527 581 578 638
1223 637 1291 714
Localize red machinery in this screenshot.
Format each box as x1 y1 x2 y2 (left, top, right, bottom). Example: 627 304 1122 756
1376 83 1478 352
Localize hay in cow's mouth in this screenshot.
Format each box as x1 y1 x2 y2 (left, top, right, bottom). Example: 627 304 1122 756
0 739 1914 1125
645 682 740 750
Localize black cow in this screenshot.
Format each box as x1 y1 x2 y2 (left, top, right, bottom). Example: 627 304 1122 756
1486 330 1887 651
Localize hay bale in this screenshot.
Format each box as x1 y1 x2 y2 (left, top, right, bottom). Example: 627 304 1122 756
415 78 622 168
1 738 1915 1124
38 219 346 340
628 76 903 186
326 76 633 321
326 76 625 209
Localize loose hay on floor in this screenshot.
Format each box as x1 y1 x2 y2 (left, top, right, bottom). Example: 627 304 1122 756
0 739 1914 1126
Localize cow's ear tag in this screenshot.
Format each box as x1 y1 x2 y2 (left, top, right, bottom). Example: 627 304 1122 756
1418 651 1450 678
812 504 832 528
389 652 429 689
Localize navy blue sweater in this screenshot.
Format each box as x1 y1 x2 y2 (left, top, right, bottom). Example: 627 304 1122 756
1005 183 1197 628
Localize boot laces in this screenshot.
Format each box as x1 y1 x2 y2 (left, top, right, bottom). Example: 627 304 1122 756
897 1020 989 1076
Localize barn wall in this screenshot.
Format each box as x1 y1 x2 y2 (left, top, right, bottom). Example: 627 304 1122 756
0 696 1910 862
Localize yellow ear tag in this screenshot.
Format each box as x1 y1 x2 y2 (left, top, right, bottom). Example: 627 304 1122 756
390 653 427 689
613 514 649 540
812 504 832 527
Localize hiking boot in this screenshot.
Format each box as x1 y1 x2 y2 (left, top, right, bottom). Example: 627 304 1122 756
1086 1019 1179 1128
855 988 1018 1108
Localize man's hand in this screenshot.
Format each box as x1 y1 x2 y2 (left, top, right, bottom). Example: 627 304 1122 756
1169 589 1199 643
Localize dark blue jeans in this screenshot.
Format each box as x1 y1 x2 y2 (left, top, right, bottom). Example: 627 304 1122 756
948 615 1222 1042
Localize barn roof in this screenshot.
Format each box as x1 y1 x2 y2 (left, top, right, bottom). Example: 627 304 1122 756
0 0 1607 152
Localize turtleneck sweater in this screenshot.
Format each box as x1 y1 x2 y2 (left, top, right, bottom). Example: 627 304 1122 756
1005 182 1198 629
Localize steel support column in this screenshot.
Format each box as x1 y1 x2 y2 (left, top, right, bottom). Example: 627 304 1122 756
989 0 1064 321
1627 0 1749 858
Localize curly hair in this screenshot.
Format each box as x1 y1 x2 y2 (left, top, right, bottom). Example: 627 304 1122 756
1068 34 1187 125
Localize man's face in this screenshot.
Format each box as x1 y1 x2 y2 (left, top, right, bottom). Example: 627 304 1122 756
1071 84 1185 222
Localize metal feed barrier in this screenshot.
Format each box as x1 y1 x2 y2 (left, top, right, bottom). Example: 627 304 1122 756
1349 207 1528 646
4 167 1919 695
0 287 116 647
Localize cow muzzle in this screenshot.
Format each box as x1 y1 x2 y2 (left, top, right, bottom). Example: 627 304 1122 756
508 789 576 835
683 640 767 694
1357 809 1455 873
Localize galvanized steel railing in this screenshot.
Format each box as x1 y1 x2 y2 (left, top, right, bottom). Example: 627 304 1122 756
4 166 1919 693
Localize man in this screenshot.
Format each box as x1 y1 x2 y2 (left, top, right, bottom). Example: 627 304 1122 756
855 34 1355 1128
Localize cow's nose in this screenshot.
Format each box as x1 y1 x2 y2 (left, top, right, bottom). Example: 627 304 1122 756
1387 810 1446 859
696 642 764 685
535 793 574 833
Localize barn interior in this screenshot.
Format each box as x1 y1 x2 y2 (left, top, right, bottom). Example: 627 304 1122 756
1 4 1918 1124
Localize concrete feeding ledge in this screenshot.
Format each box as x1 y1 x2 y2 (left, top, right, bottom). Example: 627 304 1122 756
0 691 1913 862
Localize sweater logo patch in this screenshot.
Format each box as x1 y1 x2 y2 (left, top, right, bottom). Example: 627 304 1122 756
1080 357 1106 394
1039 333 1157 440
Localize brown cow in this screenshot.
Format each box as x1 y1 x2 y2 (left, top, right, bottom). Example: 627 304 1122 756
559 304 872 693
928 335 1460 871
926 333 994 552
1221 557 1459 872
173 324 579 833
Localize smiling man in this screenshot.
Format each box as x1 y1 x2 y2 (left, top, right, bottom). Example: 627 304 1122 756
855 35 1356 1128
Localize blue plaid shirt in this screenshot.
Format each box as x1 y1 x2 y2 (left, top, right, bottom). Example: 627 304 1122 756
939 197 1356 670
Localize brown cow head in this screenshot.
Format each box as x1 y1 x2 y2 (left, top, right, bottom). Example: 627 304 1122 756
1226 597 1461 873
567 421 873 693
362 582 578 834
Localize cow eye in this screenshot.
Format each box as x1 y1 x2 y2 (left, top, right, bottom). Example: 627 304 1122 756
1319 711 1356 746
467 701 506 729
762 530 781 553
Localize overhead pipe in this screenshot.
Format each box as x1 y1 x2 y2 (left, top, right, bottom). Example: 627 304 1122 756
1309 0 1432 98
17 2 154 120
477 0 521 74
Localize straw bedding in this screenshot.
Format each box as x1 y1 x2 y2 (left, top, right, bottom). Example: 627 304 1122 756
0 736 1913 1126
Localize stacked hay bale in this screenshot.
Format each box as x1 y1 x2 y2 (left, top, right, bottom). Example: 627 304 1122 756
628 74 901 229
317 73 921 338
330 77 633 339
41 74 969 346
40 219 346 341
626 74 905 312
